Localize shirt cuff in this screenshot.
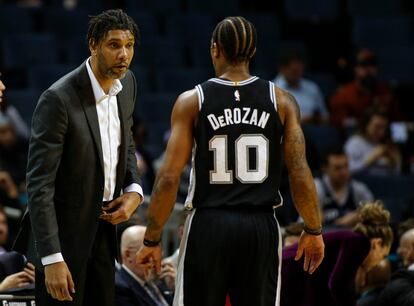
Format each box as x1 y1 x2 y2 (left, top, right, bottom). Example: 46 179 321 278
41 253 64 266
124 183 144 204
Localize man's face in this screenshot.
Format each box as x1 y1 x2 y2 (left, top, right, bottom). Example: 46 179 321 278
398 235 414 267
0 80 5 103
92 30 135 80
0 123 16 148
0 213 8 246
281 60 304 86
325 155 350 187
355 64 378 81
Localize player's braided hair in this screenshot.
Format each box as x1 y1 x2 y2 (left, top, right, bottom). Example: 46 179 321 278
87 9 140 46
212 16 257 64
354 201 393 247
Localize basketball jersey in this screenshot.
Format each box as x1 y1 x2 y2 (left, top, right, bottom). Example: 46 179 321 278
185 76 284 209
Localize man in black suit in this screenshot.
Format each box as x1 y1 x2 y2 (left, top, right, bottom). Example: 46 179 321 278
20 9 143 306
116 225 174 306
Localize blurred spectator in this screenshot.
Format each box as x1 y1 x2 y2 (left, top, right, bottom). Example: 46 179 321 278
397 228 414 270
344 108 401 176
0 113 28 187
377 229 414 306
356 259 391 306
282 202 393 306
116 225 174 306
132 118 155 195
330 49 401 128
0 74 30 140
315 146 373 227
273 51 329 124
0 208 8 253
282 222 303 247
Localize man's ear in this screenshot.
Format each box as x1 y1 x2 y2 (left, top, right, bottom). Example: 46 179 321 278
212 42 220 58
371 238 383 250
89 39 97 56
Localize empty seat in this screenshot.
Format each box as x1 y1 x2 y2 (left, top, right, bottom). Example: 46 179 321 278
128 67 152 93
187 0 241 15
165 13 215 42
124 0 181 13
43 9 89 39
28 65 76 91
136 93 177 123
155 68 211 93
0 7 34 35
348 0 402 16
353 17 414 47
375 45 414 84
302 124 341 156
66 36 89 65
5 89 41 126
244 13 281 42
128 11 159 38
2 34 58 69
284 0 340 22
306 72 337 98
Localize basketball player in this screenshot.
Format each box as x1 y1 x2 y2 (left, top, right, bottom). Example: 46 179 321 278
136 17 324 306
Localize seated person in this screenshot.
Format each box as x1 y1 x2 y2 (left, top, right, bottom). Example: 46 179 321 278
315 147 374 227
377 229 414 306
282 201 393 306
273 50 329 124
345 108 401 176
116 225 175 306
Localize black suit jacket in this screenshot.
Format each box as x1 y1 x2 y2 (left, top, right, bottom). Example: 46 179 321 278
15 62 140 273
115 267 173 306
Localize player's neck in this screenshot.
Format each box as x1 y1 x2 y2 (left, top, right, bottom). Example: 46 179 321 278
217 64 251 82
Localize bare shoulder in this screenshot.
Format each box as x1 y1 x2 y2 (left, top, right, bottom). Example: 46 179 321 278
172 89 199 121
275 87 301 124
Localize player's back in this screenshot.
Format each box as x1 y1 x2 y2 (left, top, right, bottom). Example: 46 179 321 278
185 76 284 209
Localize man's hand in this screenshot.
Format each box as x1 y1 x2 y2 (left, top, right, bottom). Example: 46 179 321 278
160 260 176 291
44 261 75 301
99 192 141 225
0 268 35 292
295 232 325 274
135 245 162 279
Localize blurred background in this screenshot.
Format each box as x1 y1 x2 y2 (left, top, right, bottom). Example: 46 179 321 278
0 0 414 253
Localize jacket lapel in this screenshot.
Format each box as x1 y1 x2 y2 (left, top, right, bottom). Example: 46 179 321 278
76 63 105 174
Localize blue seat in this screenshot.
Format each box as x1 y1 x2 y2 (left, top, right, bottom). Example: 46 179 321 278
165 13 215 42
187 0 241 15
284 0 340 22
302 124 341 156
124 0 181 13
0 7 34 35
43 9 89 39
136 93 177 123
244 13 281 42
155 69 211 93
353 17 414 47
2 34 58 69
375 45 414 84
348 0 402 16
66 36 89 65
306 72 337 98
128 67 152 93
128 11 159 38
356 175 414 222
5 89 41 126
28 65 76 91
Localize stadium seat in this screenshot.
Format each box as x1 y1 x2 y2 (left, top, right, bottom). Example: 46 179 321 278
347 0 402 16
128 11 159 38
128 67 152 93
155 68 211 93
27 65 76 91
352 17 414 47
2 34 58 69
0 7 34 35
43 9 89 39
284 0 340 22
66 36 89 65
244 13 281 42
5 89 41 126
165 13 216 43
302 124 341 156
306 72 337 98
136 93 177 123
124 0 181 14
375 45 414 84
186 0 241 15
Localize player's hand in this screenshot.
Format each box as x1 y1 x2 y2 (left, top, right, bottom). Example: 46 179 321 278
135 245 162 278
295 231 325 274
99 192 142 225
44 261 75 301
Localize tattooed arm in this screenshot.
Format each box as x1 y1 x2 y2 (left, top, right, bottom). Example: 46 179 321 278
277 88 325 274
136 89 198 274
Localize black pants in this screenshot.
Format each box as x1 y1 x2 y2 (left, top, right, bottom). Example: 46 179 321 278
174 206 281 306
35 221 115 306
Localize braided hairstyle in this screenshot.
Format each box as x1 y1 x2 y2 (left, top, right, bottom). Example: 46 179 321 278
87 9 139 46
354 201 393 247
212 16 257 64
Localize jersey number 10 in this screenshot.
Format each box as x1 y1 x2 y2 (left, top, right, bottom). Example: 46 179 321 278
209 134 269 184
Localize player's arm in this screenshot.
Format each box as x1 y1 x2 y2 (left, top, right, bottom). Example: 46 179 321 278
278 88 324 274
136 90 198 273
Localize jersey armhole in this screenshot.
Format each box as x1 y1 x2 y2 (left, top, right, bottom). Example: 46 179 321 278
269 81 277 111
195 84 204 110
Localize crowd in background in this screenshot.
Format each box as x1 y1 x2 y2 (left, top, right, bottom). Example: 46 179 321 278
0 0 414 305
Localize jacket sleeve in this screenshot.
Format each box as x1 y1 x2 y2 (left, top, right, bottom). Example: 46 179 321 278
27 89 68 258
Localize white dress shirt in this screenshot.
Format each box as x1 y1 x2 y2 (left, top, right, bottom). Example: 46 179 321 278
41 59 143 266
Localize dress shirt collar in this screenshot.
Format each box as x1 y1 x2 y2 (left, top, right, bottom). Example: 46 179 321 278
122 264 146 287
276 74 303 91
86 57 123 103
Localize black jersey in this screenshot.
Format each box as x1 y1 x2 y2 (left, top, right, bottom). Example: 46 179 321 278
185 76 284 209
